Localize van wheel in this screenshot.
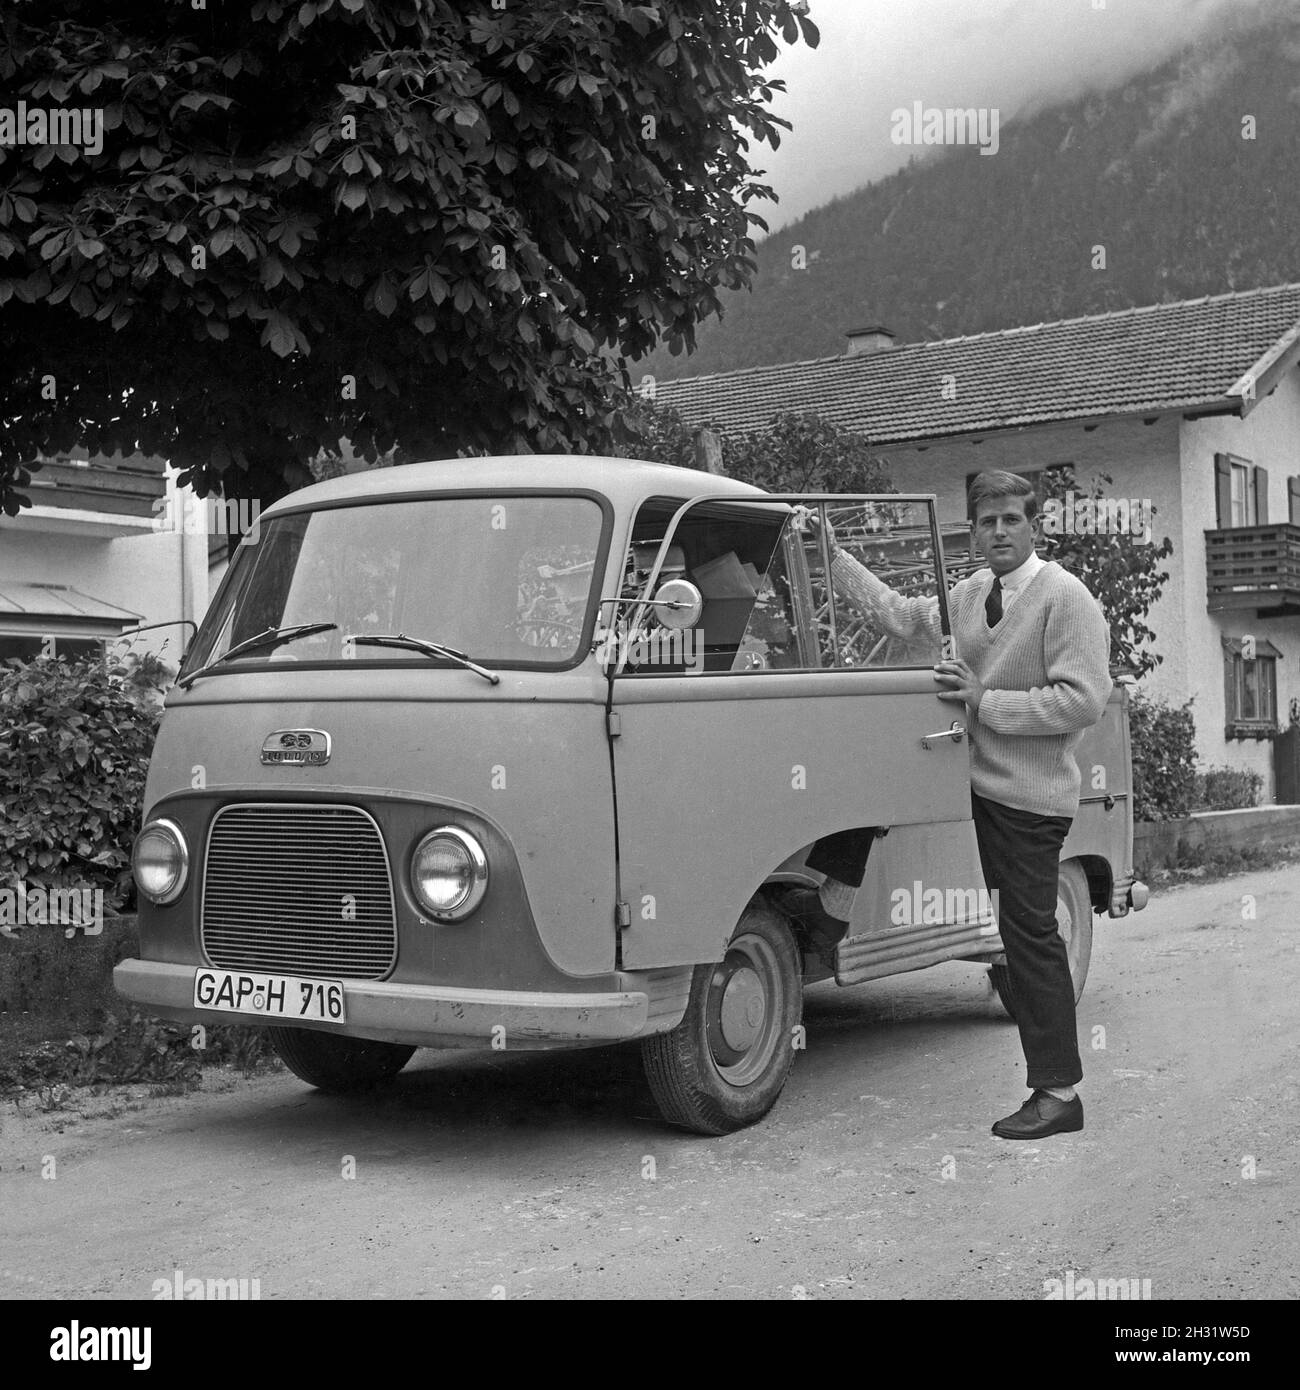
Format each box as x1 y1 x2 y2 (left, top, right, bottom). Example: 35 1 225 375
990 858 1094 1021
268 1026 415 1093
641 901 802 1135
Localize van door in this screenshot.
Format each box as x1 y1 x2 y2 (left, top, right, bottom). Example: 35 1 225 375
609 495 981 971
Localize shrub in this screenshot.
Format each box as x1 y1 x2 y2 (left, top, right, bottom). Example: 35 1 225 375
1038 467 1173 681
1129 692 1198 822
0 651 162 911
1192 765 1263 812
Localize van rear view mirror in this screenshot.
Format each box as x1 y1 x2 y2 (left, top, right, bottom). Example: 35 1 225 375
651 578 703 630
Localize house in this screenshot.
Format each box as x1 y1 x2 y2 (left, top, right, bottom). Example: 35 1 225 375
658 283 1300 799
0 450 218 677
3 438 378 676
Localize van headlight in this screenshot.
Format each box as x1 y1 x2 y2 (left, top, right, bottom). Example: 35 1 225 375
133 819 189 904
410 827 488 921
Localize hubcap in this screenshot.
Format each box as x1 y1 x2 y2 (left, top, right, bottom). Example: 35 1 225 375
704 934 784 1085
717 966 765 1052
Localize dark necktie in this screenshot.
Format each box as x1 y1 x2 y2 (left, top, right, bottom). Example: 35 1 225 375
985 576 1003 628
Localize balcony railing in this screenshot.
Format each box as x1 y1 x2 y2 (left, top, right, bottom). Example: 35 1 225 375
21 452 166 519
1205 523 1300 616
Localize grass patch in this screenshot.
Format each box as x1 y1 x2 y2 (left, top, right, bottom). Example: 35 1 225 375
0 1009 280 1106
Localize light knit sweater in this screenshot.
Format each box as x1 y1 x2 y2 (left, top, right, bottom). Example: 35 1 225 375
830 550 1113 817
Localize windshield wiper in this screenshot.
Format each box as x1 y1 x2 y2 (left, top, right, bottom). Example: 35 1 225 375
347 633 500 685
178 622 338 689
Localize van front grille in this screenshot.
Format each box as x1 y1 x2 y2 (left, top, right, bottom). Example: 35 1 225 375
201 804 397 979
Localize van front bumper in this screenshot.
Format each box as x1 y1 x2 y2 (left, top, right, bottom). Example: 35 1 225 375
113 958 683 1050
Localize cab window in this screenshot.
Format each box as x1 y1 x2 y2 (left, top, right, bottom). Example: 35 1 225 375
615 496 950 675
819 500 949 668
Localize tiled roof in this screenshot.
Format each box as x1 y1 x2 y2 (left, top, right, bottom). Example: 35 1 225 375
657 284 1300 445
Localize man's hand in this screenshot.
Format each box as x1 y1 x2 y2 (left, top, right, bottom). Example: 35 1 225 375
933 658 985 714
791 506 837 551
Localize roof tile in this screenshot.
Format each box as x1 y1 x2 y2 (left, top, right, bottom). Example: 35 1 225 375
658 284 1300 444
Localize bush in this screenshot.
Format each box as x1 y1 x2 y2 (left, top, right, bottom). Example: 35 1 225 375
1192 765 1263 812
1130 692 1198 822
0 651 162 912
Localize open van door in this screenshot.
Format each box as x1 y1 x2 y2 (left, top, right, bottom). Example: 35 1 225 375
607 495 983 971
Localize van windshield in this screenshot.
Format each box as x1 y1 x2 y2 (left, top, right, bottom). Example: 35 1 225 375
184 494 605 674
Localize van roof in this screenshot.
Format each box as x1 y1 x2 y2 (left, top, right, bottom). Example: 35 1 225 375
260 454 769 519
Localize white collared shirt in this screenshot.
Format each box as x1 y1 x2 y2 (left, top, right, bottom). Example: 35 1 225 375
989 549 1044 620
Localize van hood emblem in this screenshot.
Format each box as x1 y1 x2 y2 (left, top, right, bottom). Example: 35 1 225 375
261 729 331 767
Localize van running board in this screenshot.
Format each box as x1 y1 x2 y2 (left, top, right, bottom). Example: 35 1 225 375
834 920 1002 986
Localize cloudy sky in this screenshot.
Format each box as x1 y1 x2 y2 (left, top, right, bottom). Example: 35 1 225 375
758 0 1280 230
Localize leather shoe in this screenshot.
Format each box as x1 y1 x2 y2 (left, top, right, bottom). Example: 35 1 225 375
991 1089 1084 1140
776 887 848 966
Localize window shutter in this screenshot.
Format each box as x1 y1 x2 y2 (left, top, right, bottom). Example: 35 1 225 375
1253 466 1270 525
1289 475 1300 525
1214 453 1232 528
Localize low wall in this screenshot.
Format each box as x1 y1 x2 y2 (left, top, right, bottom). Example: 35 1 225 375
1135 806 1300 874
0 915 139 1054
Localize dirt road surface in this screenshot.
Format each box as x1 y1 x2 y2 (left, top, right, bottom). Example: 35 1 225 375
2 863 1297 1300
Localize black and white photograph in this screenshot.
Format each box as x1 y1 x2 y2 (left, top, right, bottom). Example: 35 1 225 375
1 0 1297 1336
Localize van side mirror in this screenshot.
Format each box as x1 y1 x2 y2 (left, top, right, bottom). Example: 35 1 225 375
651 579 703 631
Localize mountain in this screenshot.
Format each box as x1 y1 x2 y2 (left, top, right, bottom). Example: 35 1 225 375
636 8 1300 384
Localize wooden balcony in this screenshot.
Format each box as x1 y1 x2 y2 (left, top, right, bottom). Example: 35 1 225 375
20 451 166 520
1205 524 1300 616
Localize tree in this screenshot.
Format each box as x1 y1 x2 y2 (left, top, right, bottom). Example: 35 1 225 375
720 409 895 493
0 0 819 515
626 401 895 493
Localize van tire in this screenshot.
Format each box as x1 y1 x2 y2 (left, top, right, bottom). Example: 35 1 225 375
641 901 802 1135
990 858 1094 1021
268 1026 415 1092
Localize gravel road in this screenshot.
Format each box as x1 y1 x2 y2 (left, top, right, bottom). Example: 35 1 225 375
2 863 1297 1300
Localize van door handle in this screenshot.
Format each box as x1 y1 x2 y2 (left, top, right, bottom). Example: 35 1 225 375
921 722 966 749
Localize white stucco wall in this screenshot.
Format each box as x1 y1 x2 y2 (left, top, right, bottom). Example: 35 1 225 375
1179 370 1300 797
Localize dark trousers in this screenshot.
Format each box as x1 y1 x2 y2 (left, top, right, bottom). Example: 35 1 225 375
807 798 1082 1089
971 792 1081 1089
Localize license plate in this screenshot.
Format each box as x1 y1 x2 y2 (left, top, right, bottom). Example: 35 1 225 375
193 969 346 1023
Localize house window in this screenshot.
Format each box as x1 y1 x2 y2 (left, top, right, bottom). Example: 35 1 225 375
1222 637 1280 738
1214 453 1269 528
1229 461 1251 526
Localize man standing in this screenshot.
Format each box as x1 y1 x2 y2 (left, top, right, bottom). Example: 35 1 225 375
785 471 1112 1139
